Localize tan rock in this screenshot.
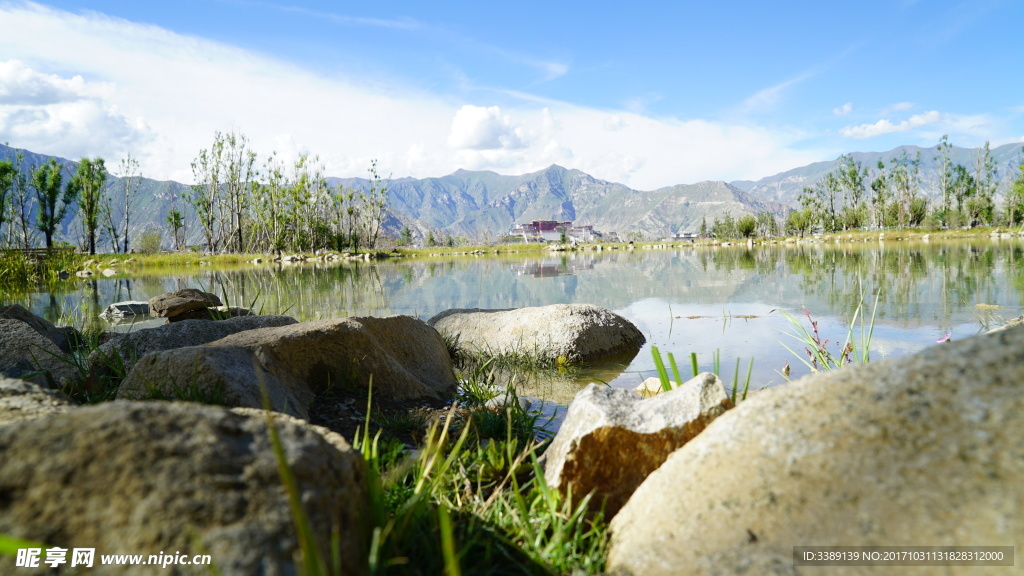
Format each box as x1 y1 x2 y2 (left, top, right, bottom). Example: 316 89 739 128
608 326 1024 576
209 315 458 401
544 373 732 518
0 401 367 575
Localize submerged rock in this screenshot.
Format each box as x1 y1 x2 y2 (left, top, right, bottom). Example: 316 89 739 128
0 401 367 575
428 303 645 364
545 373 732 518
608 326 1024 576
99 300 150 322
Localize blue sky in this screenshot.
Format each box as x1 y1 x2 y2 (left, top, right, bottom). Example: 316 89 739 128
1 0 1021 188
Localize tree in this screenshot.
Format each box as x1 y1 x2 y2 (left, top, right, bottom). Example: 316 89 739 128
737 215 757 238
869 160 890 229
255 151 290 255
399 226 413 246
971 141 997 226
167 210 185 251
755 211 779 238
426 230 437 247
67 157 107 255
138 228 162 254
799 173 842 232
699 216 708 238
7 151 35 248
361 159 389 250
220 131 257 253
888 150 920 228
32 158 78 249
936 135 954 226
835 154 867 229
115 153 141 253
189 134 225 253
0 159 14 243
1004 152 1024 226
784 208 813 238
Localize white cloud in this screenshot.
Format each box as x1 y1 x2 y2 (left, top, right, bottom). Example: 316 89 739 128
833 102 853 116
886 101 916 114
738 72 812 114
447 105 526 150
0 2 827 190
840 111 943 139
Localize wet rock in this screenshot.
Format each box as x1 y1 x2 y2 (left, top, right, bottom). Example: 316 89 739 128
99 300 150 322
148 288 222 321
0 401 367 575
0 303 82 352
608 326 1024 576
89 315 298 376
0 376 75 426
545 373 732 518
987 316 1024 334
429 303 645 364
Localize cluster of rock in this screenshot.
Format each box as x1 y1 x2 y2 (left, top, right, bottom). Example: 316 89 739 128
536 325 1024 576
2 295 649 573
5 294 1020 574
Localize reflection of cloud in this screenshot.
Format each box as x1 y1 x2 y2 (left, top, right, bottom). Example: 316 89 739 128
840 111 943 139
833 102 853 116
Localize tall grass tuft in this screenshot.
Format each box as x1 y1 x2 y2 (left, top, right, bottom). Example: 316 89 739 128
650 346 753 402
773 295 878 373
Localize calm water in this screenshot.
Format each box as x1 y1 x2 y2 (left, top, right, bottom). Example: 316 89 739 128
15 238 1024 405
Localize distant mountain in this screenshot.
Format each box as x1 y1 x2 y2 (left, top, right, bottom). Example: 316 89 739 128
334 165 782 240
6 140 1021 250
734 143 1024 208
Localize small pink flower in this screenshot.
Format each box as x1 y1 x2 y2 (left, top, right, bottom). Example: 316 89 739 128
937 333 951 343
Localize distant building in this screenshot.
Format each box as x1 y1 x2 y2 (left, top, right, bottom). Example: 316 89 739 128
670 231 698 242
508 219 604 243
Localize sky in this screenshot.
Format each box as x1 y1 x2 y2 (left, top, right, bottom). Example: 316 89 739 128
0 0 1022 189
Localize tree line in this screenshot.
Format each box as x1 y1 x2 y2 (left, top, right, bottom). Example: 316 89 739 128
0 130 390 255
785 136 1024 237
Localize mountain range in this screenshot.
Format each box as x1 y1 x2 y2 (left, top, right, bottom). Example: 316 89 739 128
1 141 1022 248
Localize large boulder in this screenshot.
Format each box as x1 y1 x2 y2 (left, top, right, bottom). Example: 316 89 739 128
0 401 367 575
0 319 80 388
149 288 222 321
89 315 298 376
428 304 645 363
199 315 458 401
0 376 75 426
544 374 732 518
608 327 1024 576
117 346 314 419
0 303 81 352
115 316 458 415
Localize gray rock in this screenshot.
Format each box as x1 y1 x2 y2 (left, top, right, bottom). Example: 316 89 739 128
545 373 732 518
0 303 82 352
0 319 80 389
987 315 1024 334
608 326 1024 576
89 315 298 376
117 346 314 419
149 288 223 321
99 300 150 321
206 315 458 401
0 376 75 425
428 303 645 363
485 391 534 412
0 401 367 575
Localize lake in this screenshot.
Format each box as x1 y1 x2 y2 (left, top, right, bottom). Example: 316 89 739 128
14 237 1024 407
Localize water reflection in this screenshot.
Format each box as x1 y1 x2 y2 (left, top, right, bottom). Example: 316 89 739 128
13 239 1024 401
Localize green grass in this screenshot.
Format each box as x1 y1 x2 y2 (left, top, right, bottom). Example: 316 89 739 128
773 295 878 373
649 345 753 403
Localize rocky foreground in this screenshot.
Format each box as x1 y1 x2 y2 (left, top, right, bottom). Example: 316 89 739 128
0 292 1021 575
